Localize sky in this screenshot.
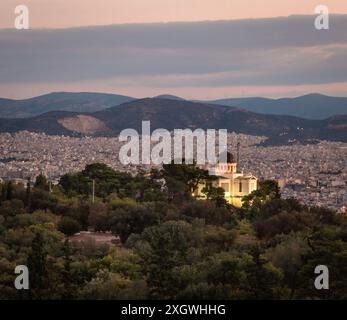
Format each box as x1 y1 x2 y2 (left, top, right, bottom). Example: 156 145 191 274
1 0 347 28
0 1 347 99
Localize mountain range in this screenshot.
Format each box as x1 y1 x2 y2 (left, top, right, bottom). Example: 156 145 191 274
0 92 135 118
208 93 347 120
1 98 346 146
0 92 346 120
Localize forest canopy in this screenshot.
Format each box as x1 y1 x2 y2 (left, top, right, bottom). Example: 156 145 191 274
0 163 346 300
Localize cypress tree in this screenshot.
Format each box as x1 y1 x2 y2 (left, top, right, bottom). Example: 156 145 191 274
27 232 49 299
62 239 74 299
6 181 13 201
25 177 31 209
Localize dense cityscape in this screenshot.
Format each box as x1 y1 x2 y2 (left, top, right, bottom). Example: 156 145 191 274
1 131 346 212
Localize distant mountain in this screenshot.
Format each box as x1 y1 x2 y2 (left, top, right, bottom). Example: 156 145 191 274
2 92 347 120
209 94 347 120
0 98 13 104
153 94 185 101
1 98 346 145
0 92 135 118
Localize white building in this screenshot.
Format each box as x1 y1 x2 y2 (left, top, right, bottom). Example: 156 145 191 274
195 153 258 207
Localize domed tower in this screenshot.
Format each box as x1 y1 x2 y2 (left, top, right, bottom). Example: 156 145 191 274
213 151 237 175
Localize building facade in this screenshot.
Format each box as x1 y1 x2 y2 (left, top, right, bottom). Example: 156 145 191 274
195 153 257 207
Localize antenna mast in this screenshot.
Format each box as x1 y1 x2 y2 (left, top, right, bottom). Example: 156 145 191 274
237 142 240 164
92 179 95 204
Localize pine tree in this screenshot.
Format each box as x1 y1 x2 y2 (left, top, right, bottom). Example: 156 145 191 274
6 181 13 201
25 177 31 209
0 182 5 203
27 232 49 299
62 239 74 299
34 174 49 191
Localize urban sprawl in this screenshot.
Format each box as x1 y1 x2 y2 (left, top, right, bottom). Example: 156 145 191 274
0 131 346 213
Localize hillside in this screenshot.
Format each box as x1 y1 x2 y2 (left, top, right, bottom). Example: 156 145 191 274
0 98 346 145
0 92 135 118
153 94 186 101
2 92 347 120
209 94 347 120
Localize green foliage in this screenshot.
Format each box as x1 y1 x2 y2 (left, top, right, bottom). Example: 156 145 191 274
34 174 49 191
88 202 109 232
79 270 148 299
58 217 81 236
242 179 281 210
1 163 347 300
134 220 196 299
295 225 347 299
160 161 213 202
265 232 309 299
108 200 162 243
202 185 230 208
0 199 26 218
59 163 164 203
180 200 236 227
6 181 13 201
27 232 49 299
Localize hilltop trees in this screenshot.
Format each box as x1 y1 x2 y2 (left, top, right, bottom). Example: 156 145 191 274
34 174 49 191
242 179 281 211
108 200 162 243
160 161 213 202
59 163 163 201
133 220 196 299
58 216 82 236
202 185 229 208
296 225 347 299
1 164 347 300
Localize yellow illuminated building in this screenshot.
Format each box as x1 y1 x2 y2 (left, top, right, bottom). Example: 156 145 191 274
195 153 257 207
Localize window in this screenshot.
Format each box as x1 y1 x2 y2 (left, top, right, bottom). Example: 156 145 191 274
239 181 243 192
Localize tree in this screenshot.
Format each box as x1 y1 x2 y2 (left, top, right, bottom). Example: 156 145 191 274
62 240 74 299
6 181 13 201
253 210 315 239
180 201 236 227
265 232 309 299
34 174 49 191
241 245 284 299
0 182 6 203
59 163 137 199
242 179 281 209
202 185 229 208
79 270 148 299
88 202 108 232
160 161 213 203
134 220 194 299
25 177 31 208
30 188 57 213
0 199 25 218
108 200 162 243
27 232 49 299
296 225 347 299
58 216 81 236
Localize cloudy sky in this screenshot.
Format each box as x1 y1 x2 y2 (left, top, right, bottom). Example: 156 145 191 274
0 1 346 99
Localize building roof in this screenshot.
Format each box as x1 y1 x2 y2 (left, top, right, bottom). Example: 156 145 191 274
218 151 235 164
234 175 257 180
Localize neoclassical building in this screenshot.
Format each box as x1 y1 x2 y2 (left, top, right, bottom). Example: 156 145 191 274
195 153 258 207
